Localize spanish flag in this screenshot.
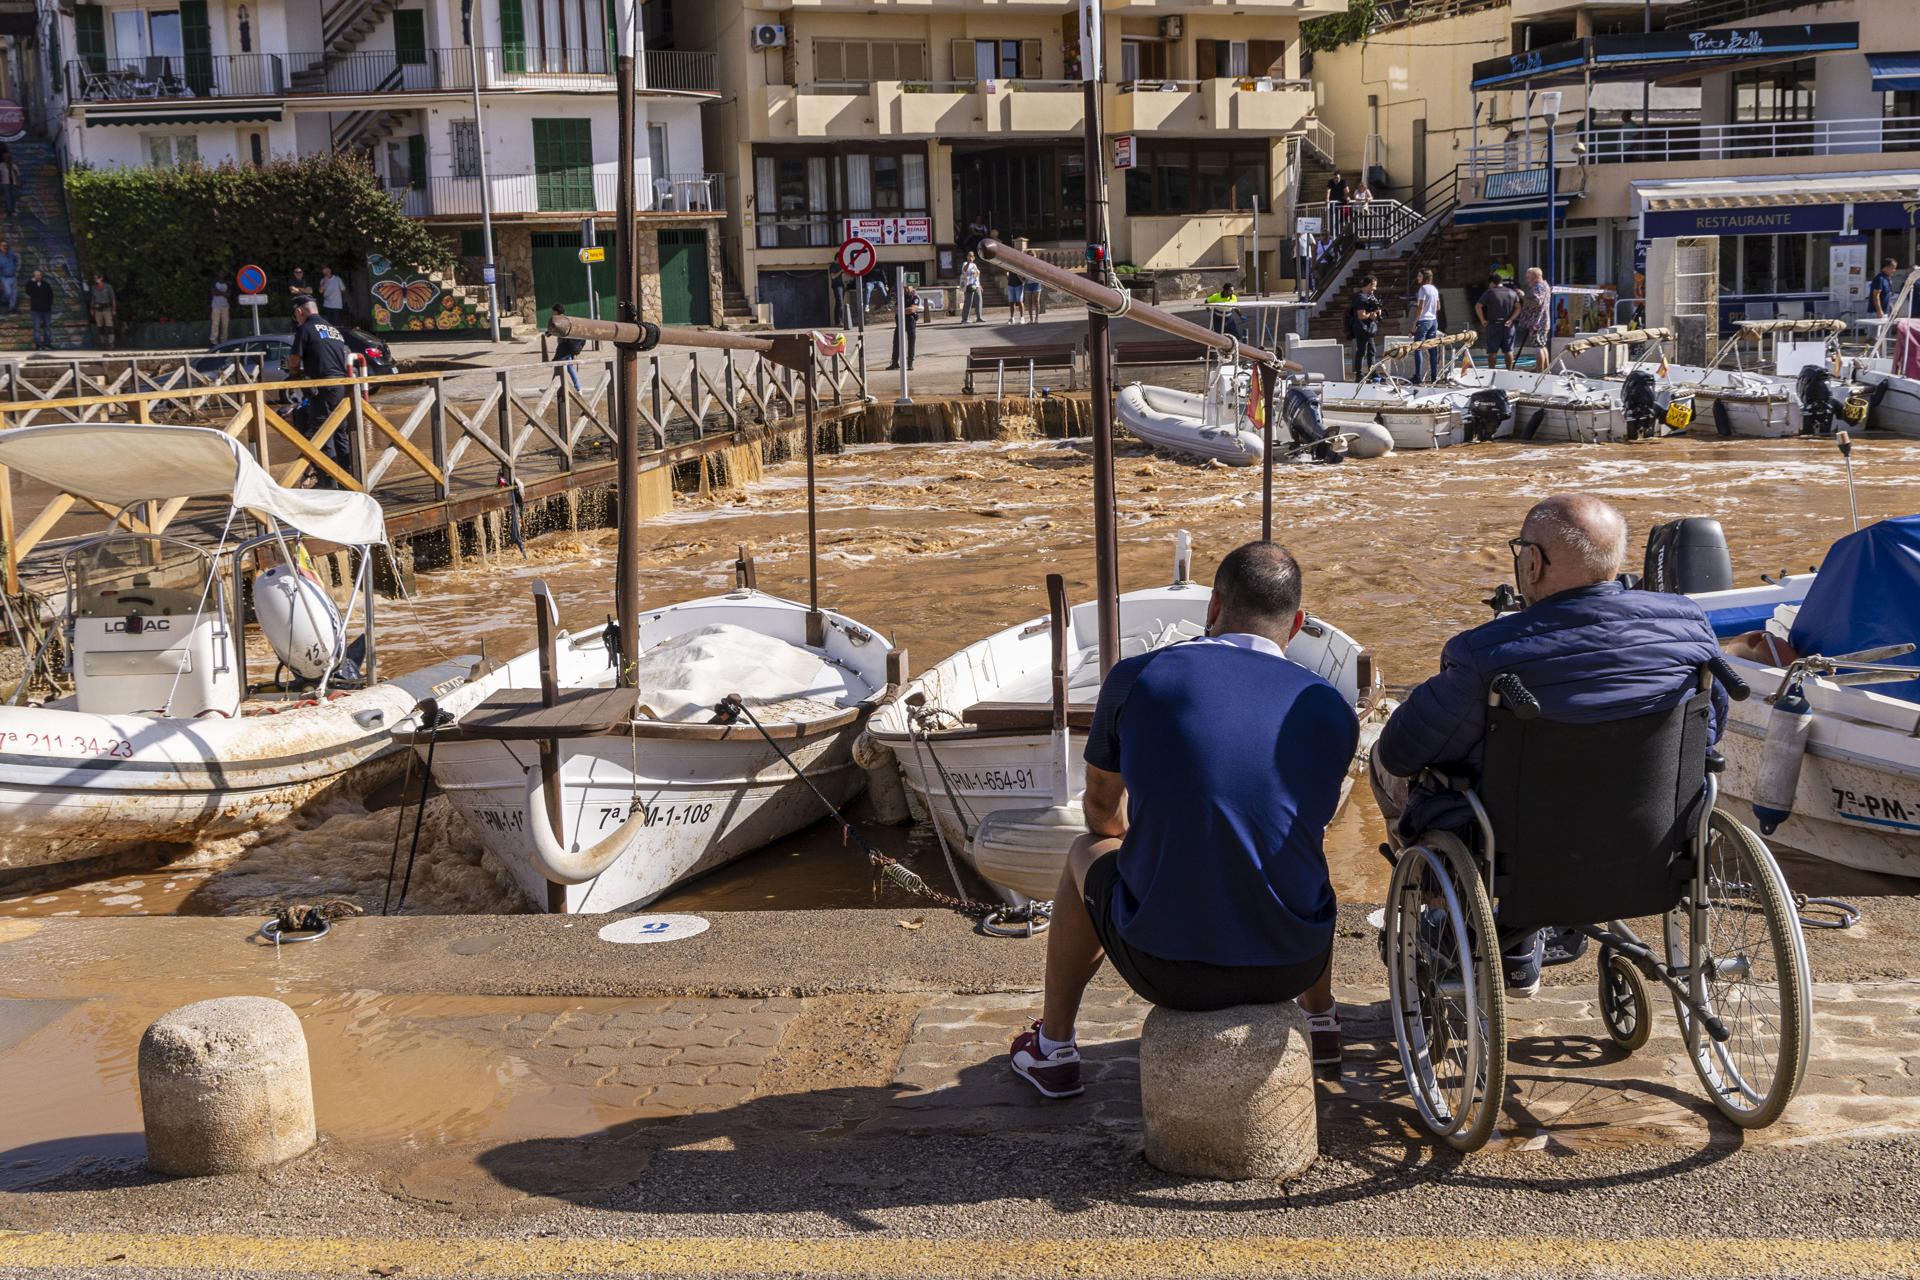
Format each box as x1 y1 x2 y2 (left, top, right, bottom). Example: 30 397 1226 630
1657 354 1670 378
1460 347 1475 372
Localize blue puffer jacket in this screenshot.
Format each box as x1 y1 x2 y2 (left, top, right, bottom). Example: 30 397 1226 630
1377 581 1728 838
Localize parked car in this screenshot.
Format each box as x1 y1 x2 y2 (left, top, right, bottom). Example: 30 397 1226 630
193 328 398 382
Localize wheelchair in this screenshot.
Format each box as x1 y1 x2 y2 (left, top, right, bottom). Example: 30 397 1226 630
1382 661 1814 1152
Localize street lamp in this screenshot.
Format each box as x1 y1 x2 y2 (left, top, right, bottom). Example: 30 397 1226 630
462 0 501 342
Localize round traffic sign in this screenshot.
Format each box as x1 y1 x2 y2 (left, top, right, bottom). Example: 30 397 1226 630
236 264 267 294
837 237 877 277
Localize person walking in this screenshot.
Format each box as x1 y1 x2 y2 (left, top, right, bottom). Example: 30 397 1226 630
88 271 117 348
25 269 54 351
318 265 347 327
959 251 984 325
887 278 919 370
1517 266 1552 368
210 274 231 346
548 302 584 392
1206 281 1239 333
286 294 355 481
1410 267 1442 382
1024 275 1043 324
1869 258 1912 320
1475 273 1522 370
1006 270 1024 324
1346 274 1383 381
0 240 20 315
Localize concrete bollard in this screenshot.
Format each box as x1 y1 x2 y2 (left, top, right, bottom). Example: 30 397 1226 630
138 996 316 1177
1139 1002 1317 1181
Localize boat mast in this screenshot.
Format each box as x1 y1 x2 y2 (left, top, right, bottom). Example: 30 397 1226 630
1081 0 1120 676
613 0 641 685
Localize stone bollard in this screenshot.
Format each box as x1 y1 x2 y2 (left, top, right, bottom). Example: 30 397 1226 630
138 996 316 1177
1139 1002 1317 1181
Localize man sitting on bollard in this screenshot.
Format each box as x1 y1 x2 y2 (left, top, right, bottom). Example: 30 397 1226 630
1369 493 1726 994
1010 541 1358 1098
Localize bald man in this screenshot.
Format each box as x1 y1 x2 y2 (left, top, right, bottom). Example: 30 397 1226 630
1371 494 1726 994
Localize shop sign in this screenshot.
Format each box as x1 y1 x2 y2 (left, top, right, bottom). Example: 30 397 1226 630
1643 205 1844 238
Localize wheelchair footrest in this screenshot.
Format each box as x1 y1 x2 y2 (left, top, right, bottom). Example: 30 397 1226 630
1541 926 1590 968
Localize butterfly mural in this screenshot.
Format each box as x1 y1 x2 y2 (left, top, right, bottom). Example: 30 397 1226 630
372 279 438 313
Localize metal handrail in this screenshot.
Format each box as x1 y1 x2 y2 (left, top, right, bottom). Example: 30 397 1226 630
1468 115 1920 172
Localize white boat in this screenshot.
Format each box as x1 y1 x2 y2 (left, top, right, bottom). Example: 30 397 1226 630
1318 380 1465 450
1656 320 1857 438
1693 519 1920 880
863 539 1390 903
1855 362 1920 438
0 423 466 876
1115 375 1264 465
400 584 896 913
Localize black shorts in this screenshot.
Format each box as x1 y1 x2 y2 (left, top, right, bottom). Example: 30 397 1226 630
1082 851 1332 1012
1484 322 1513 354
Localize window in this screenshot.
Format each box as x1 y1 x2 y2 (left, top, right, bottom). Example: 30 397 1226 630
949 38 1039 81
112 10 143 58
754 146 930 248
532 117 594 211
393 9 426 66
1119 39 1169 82
1888 90 1920 152
148 10 183 58
814 39 927 84
1733 58 1816 123
1197 38 1285 79
248 131 263 166
1124 141 1268 215
143 133 198 168
450 118 481 178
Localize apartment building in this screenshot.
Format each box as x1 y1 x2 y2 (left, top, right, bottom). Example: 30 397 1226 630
1313 0 1912 331
680 0 1343 329
34 0 724 328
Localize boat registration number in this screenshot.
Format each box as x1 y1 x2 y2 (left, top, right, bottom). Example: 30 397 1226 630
599 802 714 830
0 731 136 758
1831 788 1920 832
942 766 1040 793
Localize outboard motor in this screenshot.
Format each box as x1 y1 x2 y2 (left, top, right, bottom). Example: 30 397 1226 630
1642 517 1734 595
1621 369 1660 441
1463 388 1509 443
1282 384 1345 464
1796 364 1840 437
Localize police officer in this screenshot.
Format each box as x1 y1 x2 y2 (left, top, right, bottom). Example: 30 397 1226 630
287 294 355 481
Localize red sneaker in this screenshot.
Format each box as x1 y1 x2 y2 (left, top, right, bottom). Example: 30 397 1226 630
1010 1020 1084 1098
1307 1009 1342 1078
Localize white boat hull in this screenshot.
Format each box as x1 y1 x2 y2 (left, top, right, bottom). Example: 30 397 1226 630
0 662 471 874
1115 382 1265 465
413 592 891 913
1319 383 1464 449
1696 575 1920 879
1858 367 1920 437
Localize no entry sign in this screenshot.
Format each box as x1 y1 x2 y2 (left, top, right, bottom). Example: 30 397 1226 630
836 236 877 277
236 264 267 294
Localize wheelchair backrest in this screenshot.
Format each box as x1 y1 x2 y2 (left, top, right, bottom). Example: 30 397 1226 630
1478 689 1712 930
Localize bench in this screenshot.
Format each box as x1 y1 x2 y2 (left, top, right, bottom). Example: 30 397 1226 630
1113 339 1212 375
963 343 1078 395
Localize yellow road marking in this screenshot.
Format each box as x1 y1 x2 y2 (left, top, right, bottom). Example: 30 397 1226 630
0 1231 1917 1277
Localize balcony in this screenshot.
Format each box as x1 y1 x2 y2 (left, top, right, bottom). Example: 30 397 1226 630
768 77 1312 139
398 171 727 219
1107 77 1311 136
64 47 716 106
1467 115 1918 175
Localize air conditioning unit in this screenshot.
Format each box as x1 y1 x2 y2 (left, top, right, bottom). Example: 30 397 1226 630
751 23 787 50
1159 15 1183 38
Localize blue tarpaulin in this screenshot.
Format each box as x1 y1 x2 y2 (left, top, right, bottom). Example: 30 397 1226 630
1789 515 1920 702
1868 52 1920 93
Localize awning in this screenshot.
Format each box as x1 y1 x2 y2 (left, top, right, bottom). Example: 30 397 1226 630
0 425 386 546
85 106 283 128
1472 21 1858 90
1452 191 1576 226
1635 171 1920 237
1868 52 1920 93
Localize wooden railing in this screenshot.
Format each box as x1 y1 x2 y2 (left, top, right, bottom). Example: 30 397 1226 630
0 339 871 593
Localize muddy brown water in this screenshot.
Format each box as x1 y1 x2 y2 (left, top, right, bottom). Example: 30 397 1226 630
7 431 1920 922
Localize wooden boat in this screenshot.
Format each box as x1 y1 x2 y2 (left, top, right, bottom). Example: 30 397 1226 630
1659 319 1854 438
0 423 463 876
863 536 1390 903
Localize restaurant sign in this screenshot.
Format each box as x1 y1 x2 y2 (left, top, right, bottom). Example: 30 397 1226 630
1643 205 1845 238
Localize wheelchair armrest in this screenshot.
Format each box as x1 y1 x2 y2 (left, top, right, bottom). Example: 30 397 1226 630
1418 767 1475 793
1705 750 1726 775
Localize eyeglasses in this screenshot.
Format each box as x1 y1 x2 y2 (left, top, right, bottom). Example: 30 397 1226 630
1508 537 1551 567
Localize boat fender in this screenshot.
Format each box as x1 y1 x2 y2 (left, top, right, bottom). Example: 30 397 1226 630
1520 407 1548 441
254 565 345 681
1710 398 1733 437
852 731 913 825
522 760 651 885
1752 681 1813 837
1346 421 1394 459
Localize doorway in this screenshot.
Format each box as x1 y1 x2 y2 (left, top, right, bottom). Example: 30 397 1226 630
951 146 1085 245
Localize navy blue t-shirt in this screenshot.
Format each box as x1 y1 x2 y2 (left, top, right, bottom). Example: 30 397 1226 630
1084 636 1360 968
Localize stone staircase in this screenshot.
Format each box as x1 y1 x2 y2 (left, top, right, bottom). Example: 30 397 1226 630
1308 250 1420 341
716 254 764 330
0 140 91 352
427 266 531 339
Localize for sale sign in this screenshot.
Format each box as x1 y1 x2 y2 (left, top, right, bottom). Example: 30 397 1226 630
842 217 932 246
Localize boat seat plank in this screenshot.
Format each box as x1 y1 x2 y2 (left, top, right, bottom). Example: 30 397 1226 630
960 700 1096 731
411 687 641 742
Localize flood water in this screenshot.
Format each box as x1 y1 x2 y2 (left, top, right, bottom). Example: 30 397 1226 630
8 428 1920 920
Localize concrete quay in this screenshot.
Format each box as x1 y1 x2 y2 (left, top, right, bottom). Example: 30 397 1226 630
1 903 1919 1278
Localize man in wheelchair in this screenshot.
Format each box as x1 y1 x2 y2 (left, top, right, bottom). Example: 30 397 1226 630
1370 493 1727 995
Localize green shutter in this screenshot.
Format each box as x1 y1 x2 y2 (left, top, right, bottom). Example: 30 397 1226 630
394 10 426 66
533 118 594 212
499 0 525 74
74 4 106 76
180 0 213 95
408 133 427 189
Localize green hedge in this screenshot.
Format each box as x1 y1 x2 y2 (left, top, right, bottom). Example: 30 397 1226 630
65 152 452 327
1302 0 1378 53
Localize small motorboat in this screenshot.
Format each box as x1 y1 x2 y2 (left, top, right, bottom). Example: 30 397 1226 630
398 575 897 913
1318 379 1465 450
1449 367 1625 442
1680 515 1920 880
1659 319 1860 438
1115 373 1264 465
0 423 467 876
1853 360 1920 438
863 534 1391 903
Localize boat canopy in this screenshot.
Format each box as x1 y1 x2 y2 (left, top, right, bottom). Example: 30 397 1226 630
0 424 386 547
1789 515 1920 702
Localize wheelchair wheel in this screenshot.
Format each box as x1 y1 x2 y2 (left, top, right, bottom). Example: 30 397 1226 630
1663 810 1812 1128
1597 945 1653 1053
1385 831 1506 1152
